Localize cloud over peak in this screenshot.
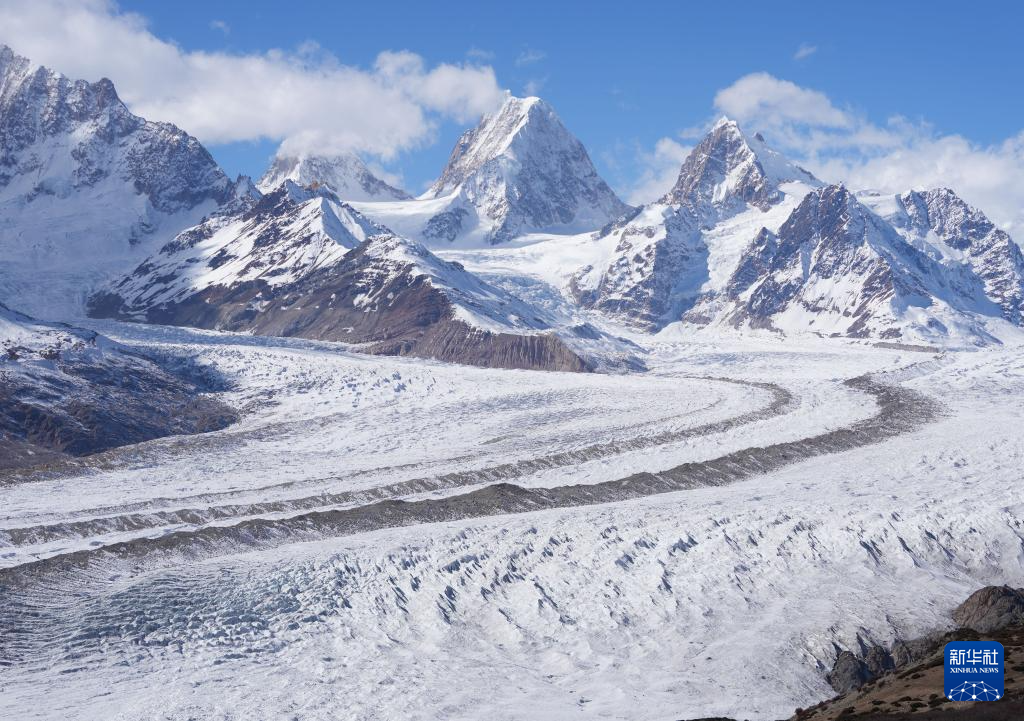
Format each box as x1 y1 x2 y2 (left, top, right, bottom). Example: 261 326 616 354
0 0 506 159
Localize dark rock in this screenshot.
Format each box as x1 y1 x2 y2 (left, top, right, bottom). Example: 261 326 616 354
953 585 1024 633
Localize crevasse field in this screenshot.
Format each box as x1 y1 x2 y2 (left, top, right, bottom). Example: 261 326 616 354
3 318 1022 721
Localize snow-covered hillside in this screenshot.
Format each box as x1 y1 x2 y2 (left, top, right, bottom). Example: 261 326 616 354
708 184 1001 342
352 95 630 245
0 45 234 317
88 183 614 371
863 187 1024 325
258 152 411 201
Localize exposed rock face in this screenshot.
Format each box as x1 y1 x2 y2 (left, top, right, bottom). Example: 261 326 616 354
257 153 410 201
716 184 997 341
423 95 630 244
953 585 1024 633
572 119 818 329
826 650 878 695
880 188 1024 324
90 181 384 319
663 117 819 223
571 205 707 329
0 303 235 469
0 44 232 315
90 210 590 372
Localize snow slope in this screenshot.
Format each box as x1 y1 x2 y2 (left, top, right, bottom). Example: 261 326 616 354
571 119 820 329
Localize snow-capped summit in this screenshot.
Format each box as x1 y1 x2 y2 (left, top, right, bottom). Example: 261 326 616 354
257 152 410 201
864 187 1024 325
663 116 820 222
571 119 819 328
0 44 233 317
89 180 387 322
414 95 629 244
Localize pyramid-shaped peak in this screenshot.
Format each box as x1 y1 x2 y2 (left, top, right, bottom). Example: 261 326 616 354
427 94 578 197
662 117 819 215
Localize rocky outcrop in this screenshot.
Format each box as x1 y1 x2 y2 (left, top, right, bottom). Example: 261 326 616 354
953 585 1024 633
0 304 235 470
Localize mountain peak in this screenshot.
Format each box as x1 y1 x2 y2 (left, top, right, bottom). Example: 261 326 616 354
663 119 819 218
257 152 410 202
427 94 555 197
421 94 629 243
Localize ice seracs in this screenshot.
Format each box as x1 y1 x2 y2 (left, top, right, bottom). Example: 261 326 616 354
0 44 233 317
355 95 630 246
257 152 411 202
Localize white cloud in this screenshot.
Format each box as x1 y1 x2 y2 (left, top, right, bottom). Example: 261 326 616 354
0 0 505 159
714 72 851 130
626 137 691 205
793 43 817 60
515 48 546 67
209 19 229 35
712 72 1024 232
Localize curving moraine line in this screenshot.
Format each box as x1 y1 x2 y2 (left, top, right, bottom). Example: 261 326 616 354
0 376 791 548
0 374 942 594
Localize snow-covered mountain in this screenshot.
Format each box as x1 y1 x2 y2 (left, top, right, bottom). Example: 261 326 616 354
663 116 820 223
571 118 820 329
0 302 234 469
353 95 630 245
862 188 1024 325
0 45 234 317
89 184 591 371
89 181 384 318
710 184 1000 342
258 152 411 201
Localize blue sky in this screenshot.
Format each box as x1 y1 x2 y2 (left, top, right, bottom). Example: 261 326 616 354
4 0 1023 226
115 0 1023 194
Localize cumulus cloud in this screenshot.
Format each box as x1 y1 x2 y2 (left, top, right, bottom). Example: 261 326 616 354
711 73 1024 232
0 0 505 159
714 72 851 130
626 137 691 205
793 43 817 60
